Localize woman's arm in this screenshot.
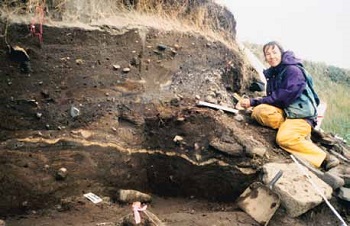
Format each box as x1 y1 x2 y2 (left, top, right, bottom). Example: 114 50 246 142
250 65 306 108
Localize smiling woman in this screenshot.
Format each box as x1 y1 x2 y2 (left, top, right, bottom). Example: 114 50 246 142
263 41 283 67
239 40 340 170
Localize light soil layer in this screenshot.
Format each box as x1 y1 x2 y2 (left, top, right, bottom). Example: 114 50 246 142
0 23 348 225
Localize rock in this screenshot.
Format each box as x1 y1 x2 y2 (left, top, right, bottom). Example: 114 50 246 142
246 146 266 157
123 67 131 73
40 90 50 98
209 138 243 157
96 222 114 226
117 189 152 203
71 129 92 139
234 114 244 122
170 98 180 107
174 44 180 50
318 171 345 190
60 56 70 61
153 50 161 55
208 91 216 97
113 64 121 70
171 49 177 56
194 143 200 151
244 136 266 157
195 154 202 162
130 57 140 66
118 109 145 126
263 163 332 217
157 44 167 51
204 95 217 104
22 201 28 207
75 58 84 65
176 117 185 121
295 156 344 189
70 106 80 118
173 135 184 143
36 112 42 119
20 61 32 74
338 187 350 202
56 167 68 180
60 197 75 211
328 165 350 186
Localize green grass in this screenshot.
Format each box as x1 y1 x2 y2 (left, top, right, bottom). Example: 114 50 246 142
305 61 350 140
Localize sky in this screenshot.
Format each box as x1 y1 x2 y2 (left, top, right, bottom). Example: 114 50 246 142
221 0 350 69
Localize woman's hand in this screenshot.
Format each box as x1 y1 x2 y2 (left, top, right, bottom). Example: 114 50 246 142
240 98 251 108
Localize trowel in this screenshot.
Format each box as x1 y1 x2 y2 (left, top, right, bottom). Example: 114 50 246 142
237 170 283 225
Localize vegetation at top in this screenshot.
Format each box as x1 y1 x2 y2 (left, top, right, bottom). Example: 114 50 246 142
0 0 236 40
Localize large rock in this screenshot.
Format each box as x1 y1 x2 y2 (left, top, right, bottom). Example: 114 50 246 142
263 163 332 217
338 187 350 202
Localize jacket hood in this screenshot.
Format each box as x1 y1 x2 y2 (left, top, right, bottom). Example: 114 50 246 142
281 51 302 66
263 51 303 77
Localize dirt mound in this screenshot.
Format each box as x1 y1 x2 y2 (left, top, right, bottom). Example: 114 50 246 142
0 11 349 226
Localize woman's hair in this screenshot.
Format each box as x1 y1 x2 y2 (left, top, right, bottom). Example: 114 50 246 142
262 41 284 56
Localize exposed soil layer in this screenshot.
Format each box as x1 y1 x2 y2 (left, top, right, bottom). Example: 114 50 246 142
0 22 349 225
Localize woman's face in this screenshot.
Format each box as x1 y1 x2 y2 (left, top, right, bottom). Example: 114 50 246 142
264 45 282 67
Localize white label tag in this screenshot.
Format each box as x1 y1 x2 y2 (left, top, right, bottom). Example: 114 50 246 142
84 192 102 204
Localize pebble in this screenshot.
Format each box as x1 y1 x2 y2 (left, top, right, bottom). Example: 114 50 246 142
75 59 84 65
36 112 42 119
56 167 68 180
123 67 130 73
338 187 350 201
234 114 244 122
70 106 80 118
173 135 184 143
113 64 121 70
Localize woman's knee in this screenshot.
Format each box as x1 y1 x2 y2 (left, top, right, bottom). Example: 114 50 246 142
251 104 269 119
276 130 296 148
252 104 284 129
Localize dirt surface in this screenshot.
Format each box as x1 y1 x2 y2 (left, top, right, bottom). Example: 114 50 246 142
0 21 349 226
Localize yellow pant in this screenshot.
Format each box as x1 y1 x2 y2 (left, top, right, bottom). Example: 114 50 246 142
251 104 326 167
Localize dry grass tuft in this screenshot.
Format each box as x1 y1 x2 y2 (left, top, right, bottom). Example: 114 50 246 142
0 0 237 45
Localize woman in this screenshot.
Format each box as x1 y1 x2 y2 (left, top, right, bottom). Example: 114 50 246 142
240 41 339 170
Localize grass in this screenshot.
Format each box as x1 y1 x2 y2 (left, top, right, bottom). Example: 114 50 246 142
1 0 234 35
1 0 240 51
304 61 350 140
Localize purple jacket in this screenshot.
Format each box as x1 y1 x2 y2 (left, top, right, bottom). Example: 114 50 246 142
250 51 306 109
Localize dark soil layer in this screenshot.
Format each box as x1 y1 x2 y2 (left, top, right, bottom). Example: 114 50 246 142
0 22 348 225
